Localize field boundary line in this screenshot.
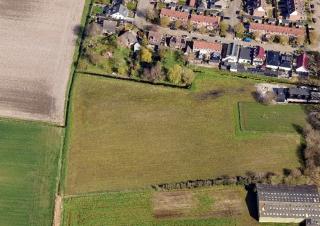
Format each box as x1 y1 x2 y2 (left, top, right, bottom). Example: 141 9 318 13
76 71 191 89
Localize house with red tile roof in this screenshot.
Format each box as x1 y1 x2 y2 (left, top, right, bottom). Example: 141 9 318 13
160 8 189 23
192 40 222 55
188 0 196 7
249 22 305 37
296 53 309 74
253 46 266 66
190 14 220 30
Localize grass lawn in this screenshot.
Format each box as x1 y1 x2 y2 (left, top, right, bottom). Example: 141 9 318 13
0 119 63 226
64 71 304 194
239 102 306 133
62 186 296 226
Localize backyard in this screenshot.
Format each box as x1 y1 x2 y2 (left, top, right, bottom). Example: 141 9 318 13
239 102 306 133
0 119 63 226
64 71 304 194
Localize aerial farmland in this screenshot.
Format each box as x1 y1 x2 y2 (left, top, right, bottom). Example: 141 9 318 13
0 0 84 125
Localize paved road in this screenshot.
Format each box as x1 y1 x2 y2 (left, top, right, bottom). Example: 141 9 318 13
133 1 295 52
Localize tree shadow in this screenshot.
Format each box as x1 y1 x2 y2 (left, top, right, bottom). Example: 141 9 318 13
292 123 307 168
245 184 259 221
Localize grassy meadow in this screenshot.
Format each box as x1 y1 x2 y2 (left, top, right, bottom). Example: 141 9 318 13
0 119 63 226
62 186 297 226
239 102 306 133
64 71 305 194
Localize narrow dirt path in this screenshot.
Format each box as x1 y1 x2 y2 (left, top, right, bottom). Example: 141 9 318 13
52 195 62 226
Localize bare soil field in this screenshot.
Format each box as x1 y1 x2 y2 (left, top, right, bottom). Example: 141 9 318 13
0 0 85 125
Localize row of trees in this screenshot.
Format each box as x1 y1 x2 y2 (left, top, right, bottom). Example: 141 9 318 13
151 169 309 191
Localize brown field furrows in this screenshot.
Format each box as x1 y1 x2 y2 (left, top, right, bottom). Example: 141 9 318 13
0 0 85 125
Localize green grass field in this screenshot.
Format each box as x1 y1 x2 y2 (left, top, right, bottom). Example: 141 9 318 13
0 119 63 226
64 71 304 194
239 102 306 133
62 186 296 226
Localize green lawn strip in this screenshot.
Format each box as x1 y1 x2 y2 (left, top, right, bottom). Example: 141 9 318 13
0 119 63 226
239 102 306 133
64 72 302 194
59 0 93 194
62 186 247 226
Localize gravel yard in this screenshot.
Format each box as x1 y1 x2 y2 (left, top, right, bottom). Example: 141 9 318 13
0 0 84 125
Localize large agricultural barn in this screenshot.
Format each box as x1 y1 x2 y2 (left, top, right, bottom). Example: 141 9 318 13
0 0 84 125
257 184 320 225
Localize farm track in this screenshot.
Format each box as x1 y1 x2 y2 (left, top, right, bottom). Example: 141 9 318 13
0 0 85 125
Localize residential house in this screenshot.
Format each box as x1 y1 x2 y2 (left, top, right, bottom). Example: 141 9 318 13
238 47 253 64
188 0 196 7
106 3 129 20
147 31 163 47
117 30 138 47
296 53 309 75
167 36 187 49
279 54 293 71
221 43 240 63
160 8 189 24
213 0 227 9
192 40 222 60
190 14 220 30
245 0 267 17
253 46 266 66
266 51 281 70
249 22 305 37
286 0 305 21
102 20 117 35
256 184 320 224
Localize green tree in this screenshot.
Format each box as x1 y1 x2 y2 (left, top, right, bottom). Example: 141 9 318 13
182 68 195 85
279 35 289 45
146 9 157 22
168 64 183 84
140 47 153 63
219 21 228 37
234 23 245 38
160 17 170 27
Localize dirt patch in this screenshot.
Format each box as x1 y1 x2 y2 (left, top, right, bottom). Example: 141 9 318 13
196 90 225 100
153 191 194 218
153 189 243 220
0 0 85 125
52 195 62 226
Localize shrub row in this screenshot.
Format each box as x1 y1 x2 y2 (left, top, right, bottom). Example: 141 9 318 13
151 172 275 191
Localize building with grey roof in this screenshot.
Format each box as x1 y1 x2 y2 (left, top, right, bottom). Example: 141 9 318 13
102 20 117 35
257 184 320 225
221 43 240 63
238 47 253 64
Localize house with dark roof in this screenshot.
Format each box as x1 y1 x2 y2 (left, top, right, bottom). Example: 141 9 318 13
221 43 240 63
266 51 281 70
279 54 293 71
257 184 320 224
238 47 253 64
